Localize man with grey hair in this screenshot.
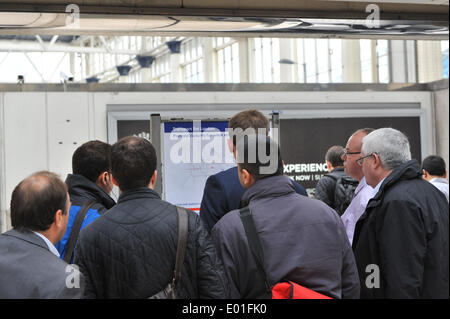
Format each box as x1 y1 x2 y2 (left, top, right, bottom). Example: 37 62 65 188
353 128 449 299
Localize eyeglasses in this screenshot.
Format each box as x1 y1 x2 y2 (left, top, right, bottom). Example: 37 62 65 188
343 149 361 157
356 153 375 166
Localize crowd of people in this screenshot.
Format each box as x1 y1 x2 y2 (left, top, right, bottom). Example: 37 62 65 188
0 109 448 299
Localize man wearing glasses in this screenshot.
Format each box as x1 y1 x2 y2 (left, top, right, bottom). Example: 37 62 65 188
340 128 375 244
352 128 449 299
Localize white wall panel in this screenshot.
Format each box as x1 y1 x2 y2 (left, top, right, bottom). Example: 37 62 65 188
3 92 48 217
47 92 90 180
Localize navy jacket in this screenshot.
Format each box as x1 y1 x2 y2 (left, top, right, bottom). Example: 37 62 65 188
211 175 360 299
55 174 116 262
200 166 307 233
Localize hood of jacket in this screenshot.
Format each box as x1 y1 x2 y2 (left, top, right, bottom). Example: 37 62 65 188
65 174 116 209
239 175 296 208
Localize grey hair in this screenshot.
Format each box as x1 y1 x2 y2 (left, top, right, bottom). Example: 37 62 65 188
361 128 411 170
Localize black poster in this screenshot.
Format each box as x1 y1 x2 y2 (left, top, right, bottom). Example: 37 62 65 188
117 120 150 140
279 117 421 196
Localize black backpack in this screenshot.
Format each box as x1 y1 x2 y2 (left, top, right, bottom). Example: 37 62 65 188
324 174 358 216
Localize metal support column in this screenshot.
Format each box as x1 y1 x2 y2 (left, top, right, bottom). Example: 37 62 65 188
150 113 162 196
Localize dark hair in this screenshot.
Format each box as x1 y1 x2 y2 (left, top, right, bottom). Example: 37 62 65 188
325 145 345 167
236 135 283 181
72 140 112 183
229 109 269 146
422 155 446 176
111 136 157 191
10 171 68 232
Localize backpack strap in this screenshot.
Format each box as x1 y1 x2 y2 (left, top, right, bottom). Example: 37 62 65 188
238 206 272 294
63 201 96 264
172 206 189 286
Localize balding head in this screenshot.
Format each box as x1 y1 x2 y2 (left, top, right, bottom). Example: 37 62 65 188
11 171 69 232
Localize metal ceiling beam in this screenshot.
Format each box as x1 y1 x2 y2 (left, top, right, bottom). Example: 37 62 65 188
0 40 141 54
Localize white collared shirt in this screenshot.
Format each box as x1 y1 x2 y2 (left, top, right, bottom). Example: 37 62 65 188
33 231 60 257
341 177 374 244
429 177 449 202
372 177 387 197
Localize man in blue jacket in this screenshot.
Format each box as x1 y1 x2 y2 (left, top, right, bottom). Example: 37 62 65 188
200 109 307 233
55 140 116 263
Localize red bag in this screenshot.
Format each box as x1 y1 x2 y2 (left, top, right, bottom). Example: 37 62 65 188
272 281 332 299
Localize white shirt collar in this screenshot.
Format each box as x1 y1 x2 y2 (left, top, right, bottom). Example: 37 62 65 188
33 231 60 258
373 177 387 196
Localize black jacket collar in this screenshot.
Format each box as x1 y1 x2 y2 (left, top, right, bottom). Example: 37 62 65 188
117 187 161 204
66 174 116 209
366 159 422 210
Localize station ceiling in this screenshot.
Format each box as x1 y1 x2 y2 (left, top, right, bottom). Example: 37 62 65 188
0 0 448 39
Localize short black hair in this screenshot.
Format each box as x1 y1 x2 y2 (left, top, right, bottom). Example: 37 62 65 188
236 135 283 181
72 140 112 183
10 171 68 232
111 136 157 191
422 155 446 176
325 145 345 167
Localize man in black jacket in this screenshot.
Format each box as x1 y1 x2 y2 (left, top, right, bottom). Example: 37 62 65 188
75 136 229 298
315 145 356 215
353 128 449 298
55 140 116 262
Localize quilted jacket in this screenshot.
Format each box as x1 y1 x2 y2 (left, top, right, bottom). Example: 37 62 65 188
74 187 230 299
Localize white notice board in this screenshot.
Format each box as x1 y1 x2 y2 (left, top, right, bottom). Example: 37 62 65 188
162 121 235 212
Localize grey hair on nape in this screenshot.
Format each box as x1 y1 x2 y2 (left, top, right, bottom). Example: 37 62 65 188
361 128 412 170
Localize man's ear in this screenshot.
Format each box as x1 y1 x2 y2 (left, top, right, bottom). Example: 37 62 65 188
96 172 108 186
54 209 64 228
422 169 428 179
149 170 158 189
242 168 254 187
325 160 333 172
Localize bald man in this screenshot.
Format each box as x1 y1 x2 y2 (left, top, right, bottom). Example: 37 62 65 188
0 171 84 298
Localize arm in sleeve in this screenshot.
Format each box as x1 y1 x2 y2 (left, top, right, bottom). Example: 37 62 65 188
200 175 228 233
194 215 232 299
73 235 97 299
378 201 426 298
210 221 241 299
314 176 334 207
337 217 360 299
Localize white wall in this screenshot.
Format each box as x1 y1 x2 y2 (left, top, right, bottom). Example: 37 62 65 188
434 87 449 173
0 89 436 233
0 92 103 232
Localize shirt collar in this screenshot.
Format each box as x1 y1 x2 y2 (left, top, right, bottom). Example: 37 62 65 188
430 177 449 185
33 231 60 258
373 177 386 196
